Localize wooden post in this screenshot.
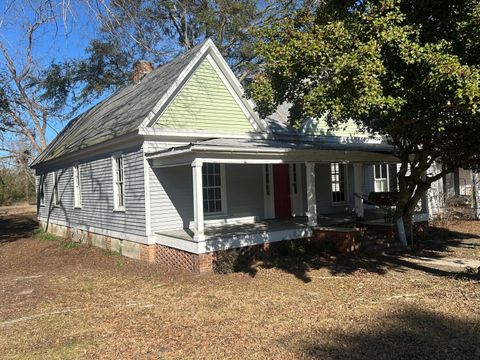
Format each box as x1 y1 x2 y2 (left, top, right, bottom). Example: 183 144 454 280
305 162 317 226
353 163 364 219
192 160 205 241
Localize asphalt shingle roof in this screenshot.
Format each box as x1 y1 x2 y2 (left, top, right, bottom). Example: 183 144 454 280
31 41 206 167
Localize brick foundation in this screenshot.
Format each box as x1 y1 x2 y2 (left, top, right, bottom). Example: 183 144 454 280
312 227 359 253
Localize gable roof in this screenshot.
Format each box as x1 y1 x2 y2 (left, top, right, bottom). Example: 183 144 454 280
31 39 264 167
31 43 205 167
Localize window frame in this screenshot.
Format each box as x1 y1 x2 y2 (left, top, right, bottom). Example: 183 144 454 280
112 154 126 212
38 174 45 206
374 164 389 192
330 163 348 205
202 163 227 216
52 171 59 207
73 164 82 209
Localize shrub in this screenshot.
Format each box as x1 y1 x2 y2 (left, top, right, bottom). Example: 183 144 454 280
213 250 239 274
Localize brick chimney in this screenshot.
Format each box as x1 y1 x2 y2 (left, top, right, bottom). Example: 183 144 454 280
132 60 154 83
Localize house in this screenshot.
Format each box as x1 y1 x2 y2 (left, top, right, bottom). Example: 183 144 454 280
31 39 428 273
427 165 480 219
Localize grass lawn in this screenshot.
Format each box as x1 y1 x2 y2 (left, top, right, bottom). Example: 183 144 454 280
1 212 480 359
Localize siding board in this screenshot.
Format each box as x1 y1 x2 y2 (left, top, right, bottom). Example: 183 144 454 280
37 147 146 237
149 163 265 232
155 58 255 132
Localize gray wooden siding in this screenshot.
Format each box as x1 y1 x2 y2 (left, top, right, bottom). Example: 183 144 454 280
225 164 264 218
149 165 193 232
149 163 264 232
36 147 146 237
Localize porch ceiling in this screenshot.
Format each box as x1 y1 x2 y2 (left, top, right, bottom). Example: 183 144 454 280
146 138 398 167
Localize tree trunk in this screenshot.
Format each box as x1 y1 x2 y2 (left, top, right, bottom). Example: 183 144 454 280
394 155 432 243
472 170 480 220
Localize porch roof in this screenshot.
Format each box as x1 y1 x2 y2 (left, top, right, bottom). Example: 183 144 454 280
145 137 398 166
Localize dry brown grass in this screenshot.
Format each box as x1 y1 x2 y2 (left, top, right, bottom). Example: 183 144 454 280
1 214 479 359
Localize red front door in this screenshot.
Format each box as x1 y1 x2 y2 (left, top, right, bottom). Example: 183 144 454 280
273 164 292 218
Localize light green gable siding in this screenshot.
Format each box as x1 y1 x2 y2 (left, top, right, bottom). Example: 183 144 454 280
155 59 255 132
306 118 371 138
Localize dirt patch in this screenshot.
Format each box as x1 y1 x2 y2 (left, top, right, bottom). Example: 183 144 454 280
0 214 479 359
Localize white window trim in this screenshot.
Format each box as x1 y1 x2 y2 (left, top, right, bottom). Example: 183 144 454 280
330 163 348 205
112 154 126 212
203 163 227 217
39 174 45 206
374 164 389 192
73 164 82 209
52 171 59 207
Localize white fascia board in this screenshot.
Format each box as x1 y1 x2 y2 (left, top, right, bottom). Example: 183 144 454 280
138 126 260 140
147 143 397 160
149 149 398 168
32 132 143 171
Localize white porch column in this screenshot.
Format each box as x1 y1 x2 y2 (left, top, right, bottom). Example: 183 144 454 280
305 162 317 226
192 160 205 241
353 163 364 219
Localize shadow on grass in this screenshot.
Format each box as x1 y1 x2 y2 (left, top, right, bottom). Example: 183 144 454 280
292 306 480 359
224 227 480 283
0 214 38 245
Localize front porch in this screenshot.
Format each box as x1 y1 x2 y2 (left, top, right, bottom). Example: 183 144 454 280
146 138 422 261
154 208 408 254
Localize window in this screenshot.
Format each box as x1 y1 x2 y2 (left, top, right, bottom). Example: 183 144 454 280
112 155 125 210
52 171 59 206
331 163 346 203
38 174 45 206
374 164 389 192
202 163 224 214
73 165 82 208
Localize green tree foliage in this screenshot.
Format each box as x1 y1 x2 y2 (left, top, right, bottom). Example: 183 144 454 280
248 0 480 226
43 0 310 108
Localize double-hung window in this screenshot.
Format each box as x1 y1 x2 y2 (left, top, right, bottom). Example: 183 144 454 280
52 171 59 206
374 164 389 192
73 165 82 208
38 174 45 206
112 155 125 210
202 163 225 214
331 163 347 203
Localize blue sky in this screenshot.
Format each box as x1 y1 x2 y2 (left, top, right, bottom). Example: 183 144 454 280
0 1 100 146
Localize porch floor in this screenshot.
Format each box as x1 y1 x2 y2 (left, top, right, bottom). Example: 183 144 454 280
156 217 309 241
155 209 390 241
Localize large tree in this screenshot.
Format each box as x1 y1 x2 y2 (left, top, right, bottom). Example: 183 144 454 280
248 0 480 228
0 0 86 159
44 0 310 108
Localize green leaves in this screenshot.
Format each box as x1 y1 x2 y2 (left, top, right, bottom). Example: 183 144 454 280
249 0 480 170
